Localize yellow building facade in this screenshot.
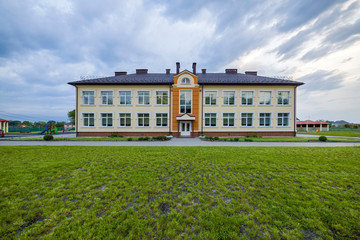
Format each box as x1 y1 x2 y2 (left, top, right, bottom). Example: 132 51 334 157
69 63 303 137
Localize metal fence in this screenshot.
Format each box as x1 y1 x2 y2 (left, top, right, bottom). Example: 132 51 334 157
9 127 65 132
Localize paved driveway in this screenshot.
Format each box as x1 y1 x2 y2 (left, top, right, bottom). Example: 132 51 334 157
1 138 360 147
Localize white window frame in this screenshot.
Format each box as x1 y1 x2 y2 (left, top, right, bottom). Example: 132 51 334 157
222 112 236 127
155 112 168 127
119 90 132 105
277 90 291 105
204 112 217 127
100 90 114 105
204 91 217 106
258 112 272 127
241 90 254 106
180 77 191 85
179 90 192 114
155 90 169 105
240 112 254 127
136 112 151 127
118 112 132 127
258 90 272 105
137 90 151 105
222 91 236 106
277 112 291 127
81 112 95 127
81 90 95 105
100 112 114 127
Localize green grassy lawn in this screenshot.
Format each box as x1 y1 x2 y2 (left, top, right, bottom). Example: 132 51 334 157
1 147 359 239
298 130 360 137
218 137 360 142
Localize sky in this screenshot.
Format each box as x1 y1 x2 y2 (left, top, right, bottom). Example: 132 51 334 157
0 0 359 123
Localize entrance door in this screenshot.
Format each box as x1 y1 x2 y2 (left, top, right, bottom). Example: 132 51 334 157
180 121 191 136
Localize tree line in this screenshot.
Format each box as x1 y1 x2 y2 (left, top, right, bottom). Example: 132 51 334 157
8 110 76 128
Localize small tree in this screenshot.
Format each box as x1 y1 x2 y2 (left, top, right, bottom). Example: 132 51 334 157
55 121 65 128
68 109 75 125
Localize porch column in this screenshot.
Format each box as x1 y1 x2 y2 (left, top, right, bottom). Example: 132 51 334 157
306 124 308 132
327 124 329 131
320 124 322 131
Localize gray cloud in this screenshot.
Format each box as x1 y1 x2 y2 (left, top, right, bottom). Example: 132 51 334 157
297 70 344 91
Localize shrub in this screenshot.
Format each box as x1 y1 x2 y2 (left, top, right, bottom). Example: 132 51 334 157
234 137 239 142
244 138 253 142
43 134 54 141
138 137 144 141
251 134 258 138
109 133 123 138
208 136 214 141
152 136 166 141
127 137 133 141
214 136 219 140
144 136 150 141
319 136 327 142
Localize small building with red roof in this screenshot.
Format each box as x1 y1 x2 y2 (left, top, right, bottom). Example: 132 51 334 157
0 118 11 135
296 120 330 132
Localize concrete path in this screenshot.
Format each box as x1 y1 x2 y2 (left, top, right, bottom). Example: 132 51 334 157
1 138 360 147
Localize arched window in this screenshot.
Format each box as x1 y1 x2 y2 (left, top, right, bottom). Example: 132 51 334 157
181 77 190 84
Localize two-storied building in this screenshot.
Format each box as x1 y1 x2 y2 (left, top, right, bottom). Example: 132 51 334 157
68 62 304 137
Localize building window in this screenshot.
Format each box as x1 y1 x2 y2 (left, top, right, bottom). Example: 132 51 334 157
223 113 235 127
156 113 168 127
83 113 94 127
119 113 131 127
138 91 150 105
204 113 217 127
223 91 235 105
119 91 131 105
179 90 192 114
181 77 190 84
83 91 94 105
156 91 168 105
259 113 271 127
259 91 272 105
205 91 217 105
101 91 113 105
138 113 150 127
277 113 290 126
241 113 253 127
101 113 113 127
241 91 254 105
278 91 290 105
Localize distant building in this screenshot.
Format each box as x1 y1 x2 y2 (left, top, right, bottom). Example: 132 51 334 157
332 120 349 127
297 120 330 132
64 122 75 130
17 124 28 128
0 118 11 134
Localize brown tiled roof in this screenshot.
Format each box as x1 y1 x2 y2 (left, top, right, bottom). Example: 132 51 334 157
68 73 304 86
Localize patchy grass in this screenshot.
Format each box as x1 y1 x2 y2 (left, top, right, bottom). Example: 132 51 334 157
298 130 360 137
1 147 359 239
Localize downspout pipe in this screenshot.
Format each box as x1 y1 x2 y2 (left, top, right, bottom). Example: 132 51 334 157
75 85 78 137
201 84 204 135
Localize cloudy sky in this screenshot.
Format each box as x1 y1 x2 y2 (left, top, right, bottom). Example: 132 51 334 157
0 0 359 123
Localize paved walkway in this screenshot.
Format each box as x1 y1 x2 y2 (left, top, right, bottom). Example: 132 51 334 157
1 138 360 147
